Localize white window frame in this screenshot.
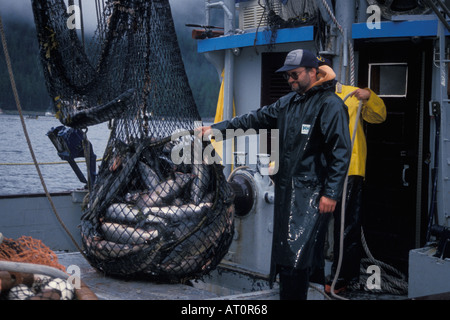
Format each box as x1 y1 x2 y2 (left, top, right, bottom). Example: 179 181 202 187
368 62 408 98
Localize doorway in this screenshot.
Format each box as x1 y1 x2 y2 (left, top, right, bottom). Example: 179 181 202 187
357 40 432 272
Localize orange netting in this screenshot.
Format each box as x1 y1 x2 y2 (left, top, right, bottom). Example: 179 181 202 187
0 236 66 272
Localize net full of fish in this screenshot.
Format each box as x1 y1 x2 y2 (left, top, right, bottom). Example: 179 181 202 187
80 136 235 281
31 0 235 281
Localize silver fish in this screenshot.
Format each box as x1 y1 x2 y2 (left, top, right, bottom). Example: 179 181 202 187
82 234 108 260
190 164 211 205
82 233 147 260
143 202 212 222
137 161 160 191
172 198 184 206
169 219 202 240
160 206 229 269
141 148 164 179
187 205 230 255
105 203 166 225
93 239 148 259
189 138 212 205
134 192 159 208
202 192 215 204
158 154 177 173
155 172 193 199
101 222 159 245
135 172 193 208
161 216 205 250
82 143 143 220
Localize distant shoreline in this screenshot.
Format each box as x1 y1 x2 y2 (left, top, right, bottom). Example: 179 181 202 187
0 111 215 123
0 109 52 117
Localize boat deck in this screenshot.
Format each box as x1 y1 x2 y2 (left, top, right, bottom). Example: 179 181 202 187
57 252 409 300
57 252 221 300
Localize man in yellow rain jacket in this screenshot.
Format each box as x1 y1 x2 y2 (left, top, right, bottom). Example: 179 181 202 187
316 57 387 294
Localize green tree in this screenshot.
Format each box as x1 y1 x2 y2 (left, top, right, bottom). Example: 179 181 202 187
0 19 50 112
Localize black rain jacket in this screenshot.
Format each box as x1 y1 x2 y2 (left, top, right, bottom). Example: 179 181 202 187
212 80 351 284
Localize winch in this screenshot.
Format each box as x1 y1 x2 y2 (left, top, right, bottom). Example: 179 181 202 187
226 153 275 275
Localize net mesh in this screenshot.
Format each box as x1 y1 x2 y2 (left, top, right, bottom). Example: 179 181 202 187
31 0 235 281
0 236 66 272
260 0 325 53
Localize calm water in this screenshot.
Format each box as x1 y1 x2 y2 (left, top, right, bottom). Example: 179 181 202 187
0 114 110 195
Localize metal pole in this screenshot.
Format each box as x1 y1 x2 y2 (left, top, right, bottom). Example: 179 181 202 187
357 0 368 23
335 0 355 85
205 0 211 26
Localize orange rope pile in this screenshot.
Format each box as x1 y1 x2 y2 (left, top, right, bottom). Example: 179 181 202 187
0 236 66 272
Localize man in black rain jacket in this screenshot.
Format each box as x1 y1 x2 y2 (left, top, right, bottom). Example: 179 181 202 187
196 49 351 299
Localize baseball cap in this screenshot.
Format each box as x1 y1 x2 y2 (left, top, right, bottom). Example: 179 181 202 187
276 49 318 73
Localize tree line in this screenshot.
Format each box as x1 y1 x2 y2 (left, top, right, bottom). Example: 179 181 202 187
0 17 220 118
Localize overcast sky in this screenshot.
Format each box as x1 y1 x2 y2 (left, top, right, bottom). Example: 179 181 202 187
0 0 209 32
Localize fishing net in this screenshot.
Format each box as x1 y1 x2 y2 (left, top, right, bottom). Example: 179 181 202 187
0 236 94 300
264 0 319 29
0 236 65 272
31 0 235 281
260 0 326 52
80 136 235 281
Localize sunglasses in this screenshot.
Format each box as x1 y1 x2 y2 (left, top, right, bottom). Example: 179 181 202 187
283 69 306 81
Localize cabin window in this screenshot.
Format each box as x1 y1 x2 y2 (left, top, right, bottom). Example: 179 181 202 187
368 63 408 97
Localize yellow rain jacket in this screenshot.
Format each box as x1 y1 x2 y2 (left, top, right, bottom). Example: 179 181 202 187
335 81 386 178
318 65 387 178
212 70 235 161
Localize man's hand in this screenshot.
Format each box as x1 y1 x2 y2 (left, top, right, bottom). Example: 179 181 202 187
350 88 371 101
194 125 212 138
319 196 337 214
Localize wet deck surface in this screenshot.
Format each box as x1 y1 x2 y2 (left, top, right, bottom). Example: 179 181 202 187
57 252 220 300
57 252 407 300
332 289 406 300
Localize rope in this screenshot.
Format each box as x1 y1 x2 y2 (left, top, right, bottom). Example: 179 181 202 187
353 229 408 295
0 14 87 260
